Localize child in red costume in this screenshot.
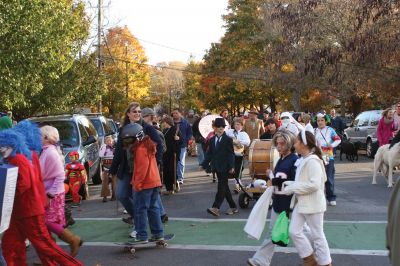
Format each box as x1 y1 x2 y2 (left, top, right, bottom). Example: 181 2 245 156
0 129 83 266
65 151 87 207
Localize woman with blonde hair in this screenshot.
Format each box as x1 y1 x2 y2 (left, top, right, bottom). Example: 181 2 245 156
248 129 298 266
40 125 82 257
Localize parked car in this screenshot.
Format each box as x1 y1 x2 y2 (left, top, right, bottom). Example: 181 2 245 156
107 118 119 142
343 110 382 158
29 114 103 184
84 113 116 146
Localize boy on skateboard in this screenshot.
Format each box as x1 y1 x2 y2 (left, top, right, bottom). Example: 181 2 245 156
121 123 164 244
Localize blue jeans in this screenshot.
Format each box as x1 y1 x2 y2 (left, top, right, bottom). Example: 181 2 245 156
196 143 205 165
325 160 336 201
133 187 164 240
117 172 135 217
177 147 187 181
0 246 6 266
158 195 166 216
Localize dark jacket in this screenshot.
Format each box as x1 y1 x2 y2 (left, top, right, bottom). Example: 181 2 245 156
174 118 193 148
201 132 235 173
192 117 205 144
109 121 163 179
271 153 298 213
163 126 182 156
330 116 345 135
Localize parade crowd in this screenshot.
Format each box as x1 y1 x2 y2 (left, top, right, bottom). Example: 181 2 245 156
0 100 399 266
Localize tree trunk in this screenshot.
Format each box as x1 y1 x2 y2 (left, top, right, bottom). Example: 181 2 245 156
350 95 363 116
291 87 301 111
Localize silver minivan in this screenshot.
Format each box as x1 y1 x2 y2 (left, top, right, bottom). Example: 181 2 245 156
343 110 382 158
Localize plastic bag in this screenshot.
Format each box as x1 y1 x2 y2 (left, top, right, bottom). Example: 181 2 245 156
271 211 289 247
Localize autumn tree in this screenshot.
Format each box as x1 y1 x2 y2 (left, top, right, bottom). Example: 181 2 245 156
101 26 150 117
0 0 90 118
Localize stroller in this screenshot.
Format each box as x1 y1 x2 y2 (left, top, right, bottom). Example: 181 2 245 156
237 139 279 208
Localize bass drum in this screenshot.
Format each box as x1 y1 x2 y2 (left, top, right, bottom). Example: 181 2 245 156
248 139 279 179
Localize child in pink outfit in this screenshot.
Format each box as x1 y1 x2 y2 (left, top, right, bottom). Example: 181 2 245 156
99 136 116 202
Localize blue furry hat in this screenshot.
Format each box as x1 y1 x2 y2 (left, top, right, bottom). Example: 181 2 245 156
14 120 42 152
0 129 32 160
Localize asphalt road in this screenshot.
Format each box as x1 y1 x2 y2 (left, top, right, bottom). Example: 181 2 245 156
27 153 396 266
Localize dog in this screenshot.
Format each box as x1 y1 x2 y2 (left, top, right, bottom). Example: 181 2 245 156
372 142 400 187
340 141 359 162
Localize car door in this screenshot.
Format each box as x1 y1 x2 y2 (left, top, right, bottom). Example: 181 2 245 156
350 112 369 143
345 114 360 142
78 117 100 178
368 111 382 142
357 112 371 147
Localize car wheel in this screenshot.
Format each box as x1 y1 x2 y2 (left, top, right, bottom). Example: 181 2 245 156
92 164 102 185
366 139 373 158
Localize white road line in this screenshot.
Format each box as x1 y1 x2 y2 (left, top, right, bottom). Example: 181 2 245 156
75 217 387 224
56 242 387 256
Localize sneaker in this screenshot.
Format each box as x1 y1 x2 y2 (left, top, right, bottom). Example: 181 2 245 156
123 209 128 214
161 214 169 223
225 208 239 215
175 182 181 192
128 238 148 245
129 230 137 238
149 236 164 242
247 258 259 266
329 201 337 206
71 202 81 208
122 217 133 225
207 207 220 217
178 180 183 185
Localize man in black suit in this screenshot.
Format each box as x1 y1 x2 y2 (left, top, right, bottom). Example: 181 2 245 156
201 118 238 216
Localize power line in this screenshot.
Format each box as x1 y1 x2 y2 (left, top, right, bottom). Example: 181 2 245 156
104 29 204 57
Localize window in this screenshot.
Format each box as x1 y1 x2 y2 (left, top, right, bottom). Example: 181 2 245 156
46 121 79 147
77 120 89 142
369 111 382 126
356 112 370 127
80 117 98 137
90 118 105 137
100 117 113 135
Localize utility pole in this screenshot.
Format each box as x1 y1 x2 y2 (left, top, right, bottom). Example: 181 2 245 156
97 0 103 112
125 43 129 98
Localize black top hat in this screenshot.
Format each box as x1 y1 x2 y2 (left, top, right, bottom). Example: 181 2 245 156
214 117 226 127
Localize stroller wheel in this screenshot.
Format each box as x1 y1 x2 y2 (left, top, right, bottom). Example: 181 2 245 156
239 193 250 209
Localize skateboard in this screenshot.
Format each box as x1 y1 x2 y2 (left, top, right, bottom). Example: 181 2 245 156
115 233 175 254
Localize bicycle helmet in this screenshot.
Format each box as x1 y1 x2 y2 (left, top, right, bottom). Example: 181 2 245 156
121 123 144 141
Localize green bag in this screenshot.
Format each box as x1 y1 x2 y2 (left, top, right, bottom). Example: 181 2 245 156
271 211 290 247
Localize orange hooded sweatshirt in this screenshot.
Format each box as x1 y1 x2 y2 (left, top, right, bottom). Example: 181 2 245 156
131 136 161 192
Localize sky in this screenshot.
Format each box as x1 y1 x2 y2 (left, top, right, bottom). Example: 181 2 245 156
96 0 229 65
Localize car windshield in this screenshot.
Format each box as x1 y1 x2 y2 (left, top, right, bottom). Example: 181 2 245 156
90 119 104 137
43 121 79 147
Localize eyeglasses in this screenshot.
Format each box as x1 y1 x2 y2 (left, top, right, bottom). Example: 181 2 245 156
130 110 141 114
